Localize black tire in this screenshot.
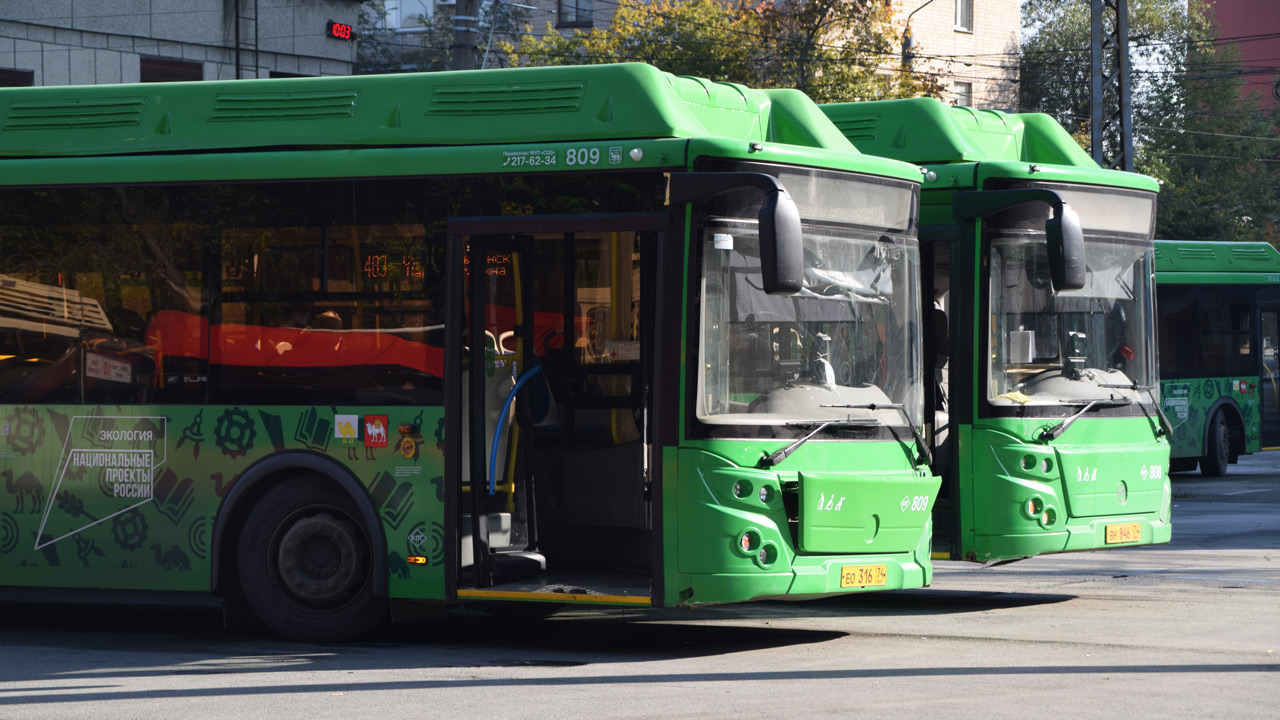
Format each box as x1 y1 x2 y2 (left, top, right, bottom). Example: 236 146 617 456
237 477 387 642
1201 411 1230 477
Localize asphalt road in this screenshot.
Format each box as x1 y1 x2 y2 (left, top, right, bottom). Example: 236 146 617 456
1 454 1277 718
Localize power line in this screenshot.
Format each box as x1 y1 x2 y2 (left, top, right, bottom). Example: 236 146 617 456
1164 152 1280 163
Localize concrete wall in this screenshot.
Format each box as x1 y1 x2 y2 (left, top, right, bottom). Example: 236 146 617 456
0 0 362 85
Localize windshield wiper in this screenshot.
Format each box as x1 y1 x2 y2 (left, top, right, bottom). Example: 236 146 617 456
758 419 877 468
1040 398 1132 441
820 403 933 468
1095 381 1174 437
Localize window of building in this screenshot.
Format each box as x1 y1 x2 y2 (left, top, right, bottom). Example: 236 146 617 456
558 0 593 28
0 68 34 87
140 57 203 83
955 0 973 32
953 81 972 107
382 0 435 29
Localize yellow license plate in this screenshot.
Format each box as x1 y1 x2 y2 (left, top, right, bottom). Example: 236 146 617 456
840 564 888 588
1105 522 1142 544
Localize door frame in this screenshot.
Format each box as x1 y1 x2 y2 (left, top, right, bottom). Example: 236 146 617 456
443 212 668 597
1259 303 1280 449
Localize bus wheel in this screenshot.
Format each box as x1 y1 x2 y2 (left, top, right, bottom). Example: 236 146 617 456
1201 411 1230 477
237 478 387 641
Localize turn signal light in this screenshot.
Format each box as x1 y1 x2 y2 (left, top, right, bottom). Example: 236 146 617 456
1026 497 1044 517
406 556 427 565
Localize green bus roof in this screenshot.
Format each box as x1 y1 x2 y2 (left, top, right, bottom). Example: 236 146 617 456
820 96 1095 166
0 63 860 159
1155 239 1280 282
820 97 1159 193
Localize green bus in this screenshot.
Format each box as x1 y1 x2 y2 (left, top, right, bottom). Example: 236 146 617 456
0 64 940 640
1154 239 1280 475
822 98 1172 562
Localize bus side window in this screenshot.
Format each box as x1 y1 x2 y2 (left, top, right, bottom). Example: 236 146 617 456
0 276 104 404
0 334 79 403
82 335 155 405
144 310 209 404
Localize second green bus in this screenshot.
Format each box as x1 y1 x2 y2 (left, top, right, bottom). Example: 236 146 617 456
823 98 1173 562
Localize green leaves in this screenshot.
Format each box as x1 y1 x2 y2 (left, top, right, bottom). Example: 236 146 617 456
506 0 942 103
1021 0 1280 244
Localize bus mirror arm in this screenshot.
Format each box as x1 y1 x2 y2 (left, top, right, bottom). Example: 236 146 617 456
667 172 803 295
952 189 1086 292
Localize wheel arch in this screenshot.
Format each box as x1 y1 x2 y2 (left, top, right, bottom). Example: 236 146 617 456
210 451 388 598
1204 397 1245 460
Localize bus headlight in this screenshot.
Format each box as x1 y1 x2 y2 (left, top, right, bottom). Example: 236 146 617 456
1038 506 1058 528
757 544 777 567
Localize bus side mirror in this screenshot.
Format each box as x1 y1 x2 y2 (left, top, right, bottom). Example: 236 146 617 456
667 171 803 296
953 188 1085 293
758 187 803 295
1046 202 1085 291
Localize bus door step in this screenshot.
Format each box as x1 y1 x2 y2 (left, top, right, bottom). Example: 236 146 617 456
490 551 547 582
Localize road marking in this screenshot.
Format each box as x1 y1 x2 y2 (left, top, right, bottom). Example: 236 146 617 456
1222 488 1275 496
1170 575 1280 584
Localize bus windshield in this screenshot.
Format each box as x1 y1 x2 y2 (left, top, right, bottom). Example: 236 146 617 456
695 168 921 434
987 185 1157 407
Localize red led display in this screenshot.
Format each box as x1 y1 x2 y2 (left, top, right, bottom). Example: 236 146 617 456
327 21 355 40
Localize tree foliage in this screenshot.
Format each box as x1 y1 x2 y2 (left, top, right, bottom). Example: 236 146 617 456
503 0 943 104
356 0 531 74
1020 0 1280 243
355 0 405 74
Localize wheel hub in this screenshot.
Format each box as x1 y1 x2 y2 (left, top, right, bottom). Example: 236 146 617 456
276 513 363 606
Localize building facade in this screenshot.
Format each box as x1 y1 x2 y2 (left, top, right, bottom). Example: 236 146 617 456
0 0 364 86
1203 0 1280 108
898 0 1021 110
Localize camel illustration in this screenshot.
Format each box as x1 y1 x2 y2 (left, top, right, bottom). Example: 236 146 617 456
3 469 44 513
151 543 191 571
365 419 387 445
336 419 360 460
337 420 357 444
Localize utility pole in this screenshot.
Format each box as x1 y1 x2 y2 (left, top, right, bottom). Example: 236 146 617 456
1090 0 1134 171
452 0 480 70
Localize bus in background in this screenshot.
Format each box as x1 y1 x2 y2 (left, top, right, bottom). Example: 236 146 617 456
821 98 1172 563
1154 239 1280 475
0 64 939 640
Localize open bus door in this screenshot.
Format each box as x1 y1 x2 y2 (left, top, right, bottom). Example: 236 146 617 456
445 216 662 608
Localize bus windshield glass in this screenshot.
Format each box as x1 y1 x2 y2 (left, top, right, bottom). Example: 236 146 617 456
695 166 921 435
986 184 1157 407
